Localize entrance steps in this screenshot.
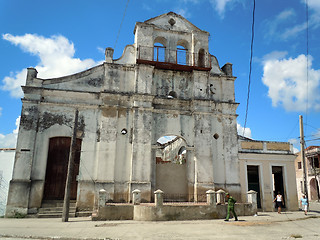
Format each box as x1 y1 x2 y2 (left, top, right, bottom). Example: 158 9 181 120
38 200 77 218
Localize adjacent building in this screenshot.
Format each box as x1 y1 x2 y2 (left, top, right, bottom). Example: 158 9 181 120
6 12 298 217
238 137 298 211
295 146 320 201
0 148 15 216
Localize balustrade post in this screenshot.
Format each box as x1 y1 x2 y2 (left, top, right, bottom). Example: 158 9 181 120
132 189 141 205
98 189 107 208
216 189 226 205
247 190 258 214
154 189 164 207
206 189 216 206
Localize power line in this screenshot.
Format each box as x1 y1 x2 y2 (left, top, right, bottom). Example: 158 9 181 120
285 119 299 140
305 138 320 143
304 123 320 131
243 0 256 136
114 0 130 50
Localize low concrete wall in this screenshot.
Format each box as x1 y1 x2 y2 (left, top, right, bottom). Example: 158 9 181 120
92 205 134 221
93 203 256 221
134 203 256 221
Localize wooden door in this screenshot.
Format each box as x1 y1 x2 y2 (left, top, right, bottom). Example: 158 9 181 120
43 137 81 200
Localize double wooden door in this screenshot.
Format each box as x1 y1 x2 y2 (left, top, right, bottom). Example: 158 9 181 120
43 137 81 200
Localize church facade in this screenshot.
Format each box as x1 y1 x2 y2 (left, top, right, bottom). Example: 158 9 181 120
6 12 297 216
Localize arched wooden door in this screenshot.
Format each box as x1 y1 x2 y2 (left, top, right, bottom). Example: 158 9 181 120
43 137 81 200
310 178 319 200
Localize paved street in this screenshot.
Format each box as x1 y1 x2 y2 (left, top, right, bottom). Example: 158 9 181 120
1 202 320 240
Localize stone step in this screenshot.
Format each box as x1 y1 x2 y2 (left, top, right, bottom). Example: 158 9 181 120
38 207 76 213
41 200 76 208
76 211 93 217
38 212 76 218
37 200 79 218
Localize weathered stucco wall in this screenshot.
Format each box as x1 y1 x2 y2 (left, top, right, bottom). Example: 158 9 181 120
6 12 241 217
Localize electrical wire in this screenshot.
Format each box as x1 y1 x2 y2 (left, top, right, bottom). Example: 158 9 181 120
304 123 320 131
305 138 320 143
243 0 255 136
114 0 130 50
285 119 299 141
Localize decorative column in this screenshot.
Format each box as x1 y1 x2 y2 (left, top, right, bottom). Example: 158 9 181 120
154 189 164 207
132 189 141 205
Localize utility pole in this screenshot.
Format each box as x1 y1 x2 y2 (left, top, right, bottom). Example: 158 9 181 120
300 115 309 203
62 109 79 222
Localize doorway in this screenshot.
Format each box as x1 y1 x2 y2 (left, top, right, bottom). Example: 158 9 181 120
272 166 286 208
43 137 81 200
247 165 262 208
310 178 320 200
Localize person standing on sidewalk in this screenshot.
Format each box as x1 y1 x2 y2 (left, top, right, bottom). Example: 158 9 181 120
300 195 308 215
273 192 284 214
224 193 238 221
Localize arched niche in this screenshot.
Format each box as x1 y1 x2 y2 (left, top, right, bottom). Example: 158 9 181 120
168 91 178 99
198 48 205 67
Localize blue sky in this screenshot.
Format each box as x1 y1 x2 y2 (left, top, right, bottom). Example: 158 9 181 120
0 0 319 152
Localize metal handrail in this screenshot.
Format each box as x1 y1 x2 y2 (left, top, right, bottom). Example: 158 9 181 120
138 46 211 69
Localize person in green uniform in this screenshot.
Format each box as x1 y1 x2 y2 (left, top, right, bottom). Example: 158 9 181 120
224 193 238 221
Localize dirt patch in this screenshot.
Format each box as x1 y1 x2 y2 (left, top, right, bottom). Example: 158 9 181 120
95 223 119 227
228 221 272 226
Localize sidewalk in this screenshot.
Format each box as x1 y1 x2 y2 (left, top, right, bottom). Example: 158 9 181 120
1 202 320 240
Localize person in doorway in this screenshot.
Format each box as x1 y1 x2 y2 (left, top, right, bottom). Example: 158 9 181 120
300 194 308 215
273 192 284 214
224 193 238 221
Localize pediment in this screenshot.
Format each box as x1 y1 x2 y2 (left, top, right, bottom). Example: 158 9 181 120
144 12 206 33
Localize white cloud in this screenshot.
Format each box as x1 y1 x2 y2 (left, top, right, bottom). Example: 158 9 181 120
174 8 191 18
277 8 296 21
308 0 320 28
264 2 320 41
142 3 152 11
97 47 105 54
0 116 20 148
280 22 307 40
288 138 300 153
264 9 296 40
181 0 200 3
237 123 252 138
307 0 320 12
209 0 234 17
2 33 100 98
262 51 288 62
262 53 320 112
